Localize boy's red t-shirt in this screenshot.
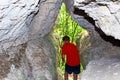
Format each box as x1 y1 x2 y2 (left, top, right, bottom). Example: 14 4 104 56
62 42 80 66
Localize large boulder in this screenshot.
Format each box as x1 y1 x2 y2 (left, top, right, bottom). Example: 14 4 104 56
71 0 120 67
0 0 62 80
81 57 120 80
74 0 120 40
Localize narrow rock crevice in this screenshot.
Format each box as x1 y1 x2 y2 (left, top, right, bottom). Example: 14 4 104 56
95 27 120 47
73 7 95 26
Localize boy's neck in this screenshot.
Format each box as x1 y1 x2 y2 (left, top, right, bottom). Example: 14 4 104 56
64 41 70 43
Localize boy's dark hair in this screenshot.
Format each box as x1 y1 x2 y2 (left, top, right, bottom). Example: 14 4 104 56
63 35 70 41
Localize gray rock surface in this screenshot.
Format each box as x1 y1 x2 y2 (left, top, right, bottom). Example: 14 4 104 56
26 37 56 80
0 0 62 80
74 0 120 40
0 36 57 80
31 0 62 37
81 57 120 80
0 0 39 41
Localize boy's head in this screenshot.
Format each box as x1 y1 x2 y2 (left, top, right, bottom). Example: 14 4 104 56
63 35 70 42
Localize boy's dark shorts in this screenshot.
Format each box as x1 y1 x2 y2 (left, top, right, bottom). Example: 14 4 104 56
65 64 80 74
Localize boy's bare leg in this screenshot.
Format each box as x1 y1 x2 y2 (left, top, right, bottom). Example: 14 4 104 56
73 73 77 80
65 71 68 80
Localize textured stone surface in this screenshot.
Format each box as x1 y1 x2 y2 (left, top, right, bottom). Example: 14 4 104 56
0 0 39 52
0 36 57 80
1 44 31 80
26 36 56 80
74 0 120 40
0 0 39 41
0 0 62 80
72 0 120 66
81 57 120 80
72 1 120 80
30 0 62 37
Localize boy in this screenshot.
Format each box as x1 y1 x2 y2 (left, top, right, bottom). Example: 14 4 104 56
62 35 80 80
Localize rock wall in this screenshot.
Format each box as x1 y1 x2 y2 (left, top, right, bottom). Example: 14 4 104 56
81 57 120 80
72 0 120 80
30 0 62 38
0 36 56 80
0 0 62 80
26 36 56 80
0 0 39 52
74 0 120 40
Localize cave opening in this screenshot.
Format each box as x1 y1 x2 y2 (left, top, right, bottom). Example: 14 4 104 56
50 3 89 80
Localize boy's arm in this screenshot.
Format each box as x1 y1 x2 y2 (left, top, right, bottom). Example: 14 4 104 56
61 45 66 65
62 55 65 65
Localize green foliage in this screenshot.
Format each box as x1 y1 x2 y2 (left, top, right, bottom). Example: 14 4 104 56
52 3 85 71
54 3 84 44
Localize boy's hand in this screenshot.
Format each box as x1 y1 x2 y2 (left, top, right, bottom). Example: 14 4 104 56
62 59 65 65
62 55 65 65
